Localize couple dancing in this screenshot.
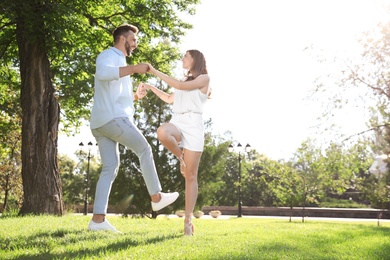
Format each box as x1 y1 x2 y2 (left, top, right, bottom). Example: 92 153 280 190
88 23 210 236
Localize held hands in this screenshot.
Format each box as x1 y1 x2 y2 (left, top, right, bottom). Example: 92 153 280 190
133 63 150 74
145 63 157 74
131 62 158 75
136 83 148 99
133 62 158 100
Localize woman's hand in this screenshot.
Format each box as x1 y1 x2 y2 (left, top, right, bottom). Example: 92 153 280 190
136 83 148 99
146 63 157 74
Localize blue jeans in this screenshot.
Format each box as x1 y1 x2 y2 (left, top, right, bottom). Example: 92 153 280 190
91 117 162 214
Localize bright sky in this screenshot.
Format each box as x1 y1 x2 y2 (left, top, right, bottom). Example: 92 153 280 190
58 0 390 161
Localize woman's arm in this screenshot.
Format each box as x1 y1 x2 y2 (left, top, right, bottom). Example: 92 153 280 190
148 65 210 94
140 83 174 104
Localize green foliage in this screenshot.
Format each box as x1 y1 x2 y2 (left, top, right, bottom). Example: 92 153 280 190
289 138 377 208
0 65 22 212
196 130 232 209
265 160 304 208
59 155 84 206
0 207 19 218
243 152 281 206
0 0 202 215
292 139 324 206
0 215 389 259
214 149 241 206
310 20 390 209
0 0 200 131
319 197 368 208
2 0 387 213
53 131 387 213
59 153 101 213
358 173 390 209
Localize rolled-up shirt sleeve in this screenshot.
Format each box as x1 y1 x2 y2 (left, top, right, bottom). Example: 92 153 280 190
95 50 120 81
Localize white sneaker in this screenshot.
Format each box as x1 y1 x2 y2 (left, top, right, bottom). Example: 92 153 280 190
151 192 179 211
88 219 121 233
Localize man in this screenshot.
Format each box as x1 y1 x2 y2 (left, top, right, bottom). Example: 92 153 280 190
88 23 179 233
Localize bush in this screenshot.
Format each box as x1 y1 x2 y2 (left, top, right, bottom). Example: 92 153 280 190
0 207 19 218
319 198 367 208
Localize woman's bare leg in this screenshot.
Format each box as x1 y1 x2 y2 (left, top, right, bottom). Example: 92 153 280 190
157 123 202 235
183 149 202 235
157 123 183 159
157 123 187 174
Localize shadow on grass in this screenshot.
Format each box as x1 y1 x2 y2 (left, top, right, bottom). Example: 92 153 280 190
253 223 390 259
4 228 181 260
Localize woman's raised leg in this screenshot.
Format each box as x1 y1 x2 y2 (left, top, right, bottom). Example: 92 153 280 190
157 123 186 173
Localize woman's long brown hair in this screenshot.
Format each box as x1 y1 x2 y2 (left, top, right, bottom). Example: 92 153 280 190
184 50 211 98
184 50 208 81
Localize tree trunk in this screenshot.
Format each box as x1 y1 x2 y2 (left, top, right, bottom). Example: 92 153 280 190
16 4 63 215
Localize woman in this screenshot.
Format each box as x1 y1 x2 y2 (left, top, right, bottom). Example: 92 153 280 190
141 50 210 236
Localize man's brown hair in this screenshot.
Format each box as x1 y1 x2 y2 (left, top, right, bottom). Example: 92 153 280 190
112 23 138 43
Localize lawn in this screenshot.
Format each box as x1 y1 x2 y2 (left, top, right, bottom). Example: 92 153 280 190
1 214 389 259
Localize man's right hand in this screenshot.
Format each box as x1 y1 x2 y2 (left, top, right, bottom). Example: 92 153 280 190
132 63 150 74
120 63 149 77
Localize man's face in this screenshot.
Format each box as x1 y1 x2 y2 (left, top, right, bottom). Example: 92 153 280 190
124 31 138 56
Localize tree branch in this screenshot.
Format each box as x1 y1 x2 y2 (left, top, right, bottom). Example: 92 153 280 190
343 124 390 142
346 63 390 100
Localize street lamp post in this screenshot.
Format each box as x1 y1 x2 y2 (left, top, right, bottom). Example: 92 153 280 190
79 141 95 216
228 142 251 218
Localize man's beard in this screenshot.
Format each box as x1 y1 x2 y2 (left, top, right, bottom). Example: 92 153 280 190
125 41 131 56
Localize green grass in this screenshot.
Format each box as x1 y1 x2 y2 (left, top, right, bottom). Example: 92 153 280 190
0 214 389 259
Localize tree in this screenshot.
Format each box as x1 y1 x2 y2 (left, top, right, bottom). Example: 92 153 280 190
311 19 390 210
59 153 100 213
0 63 22 212
58 155 82 209
243 152 278 207
216 149 242 207
266 160 303 222
197 129 232 209
0 136 22 212
292 139 325 222
319 143 355 196
0 0 199 215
